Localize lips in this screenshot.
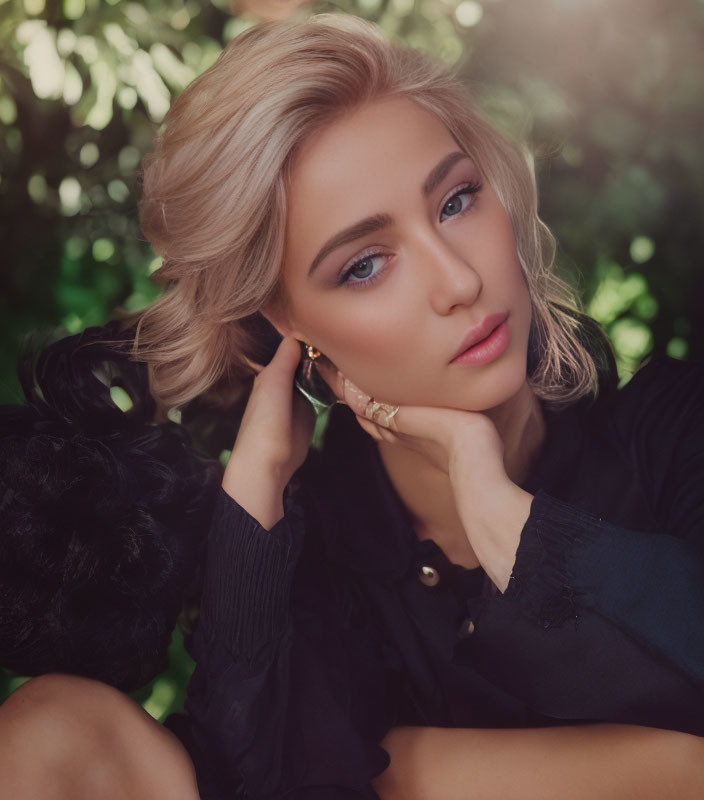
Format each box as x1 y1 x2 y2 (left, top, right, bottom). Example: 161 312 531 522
451 312 509 362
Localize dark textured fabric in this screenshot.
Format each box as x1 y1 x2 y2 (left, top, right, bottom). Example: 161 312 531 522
164 354 704 799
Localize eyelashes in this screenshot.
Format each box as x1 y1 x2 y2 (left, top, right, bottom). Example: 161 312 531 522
439 180 482 221
336 180 483 290
337 252 387 290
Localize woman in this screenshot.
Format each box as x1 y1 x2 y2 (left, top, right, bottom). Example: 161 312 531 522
2 12 704 800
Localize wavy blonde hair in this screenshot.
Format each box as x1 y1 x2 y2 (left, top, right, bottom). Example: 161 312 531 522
122 12 615 413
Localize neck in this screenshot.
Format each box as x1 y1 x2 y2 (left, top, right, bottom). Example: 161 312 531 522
376 382 546 568
480 379 547 488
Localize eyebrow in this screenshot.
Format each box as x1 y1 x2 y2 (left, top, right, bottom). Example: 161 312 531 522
307 150 471 277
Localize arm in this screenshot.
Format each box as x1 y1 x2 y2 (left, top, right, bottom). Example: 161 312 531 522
177 479 393 800
449 357 704 732
174 339 394 799
372 723 704 800
454 477 704 688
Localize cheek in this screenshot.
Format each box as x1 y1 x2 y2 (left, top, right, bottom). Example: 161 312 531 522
321 311 411 375
303 306 419 398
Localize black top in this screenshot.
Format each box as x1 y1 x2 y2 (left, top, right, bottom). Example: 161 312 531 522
164 354 704 799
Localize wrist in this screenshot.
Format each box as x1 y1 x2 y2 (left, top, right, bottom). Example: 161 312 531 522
222 454 288 530
449 472 533 592
447 422 510 494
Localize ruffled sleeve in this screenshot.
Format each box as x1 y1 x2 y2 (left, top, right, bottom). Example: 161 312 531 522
196 484 303 658
169 481 394 800
454 356 704 733
504 488 704 684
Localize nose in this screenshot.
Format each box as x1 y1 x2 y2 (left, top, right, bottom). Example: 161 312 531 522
415 230 482 315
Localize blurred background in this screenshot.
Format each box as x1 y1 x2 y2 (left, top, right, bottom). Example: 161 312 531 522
1 0 702 716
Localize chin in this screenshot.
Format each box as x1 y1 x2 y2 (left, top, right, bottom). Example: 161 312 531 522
453 359 528 413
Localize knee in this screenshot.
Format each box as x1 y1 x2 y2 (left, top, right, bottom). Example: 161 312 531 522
0 673 199 800
1 673 88 773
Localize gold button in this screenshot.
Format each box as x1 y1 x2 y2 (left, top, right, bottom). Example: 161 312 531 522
418 565 440 587
465 619 475 635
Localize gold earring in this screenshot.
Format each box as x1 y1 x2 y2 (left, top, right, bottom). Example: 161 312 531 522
294 341 337 413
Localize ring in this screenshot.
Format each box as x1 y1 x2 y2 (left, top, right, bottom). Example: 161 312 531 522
364 398 400 428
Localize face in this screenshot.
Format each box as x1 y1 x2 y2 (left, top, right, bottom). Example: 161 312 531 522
266 96 534 413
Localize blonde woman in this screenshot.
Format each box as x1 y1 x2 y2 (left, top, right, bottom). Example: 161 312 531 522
2 12 704 800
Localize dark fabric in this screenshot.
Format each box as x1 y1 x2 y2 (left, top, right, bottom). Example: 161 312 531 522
164 354 704 799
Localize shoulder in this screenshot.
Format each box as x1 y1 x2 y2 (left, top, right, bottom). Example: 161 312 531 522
602 354 704 464
615 354 704 430
621 353 704 393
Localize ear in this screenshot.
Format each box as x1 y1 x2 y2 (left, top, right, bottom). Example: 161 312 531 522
259 299 306 343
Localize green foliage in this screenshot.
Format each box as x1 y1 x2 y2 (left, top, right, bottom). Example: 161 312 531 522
447 0 704 376
0 0 229 403
129 627 196 722
1 0 702 714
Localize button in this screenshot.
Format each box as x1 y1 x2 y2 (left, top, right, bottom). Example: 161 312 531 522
459 617 476 638
418 564 440 587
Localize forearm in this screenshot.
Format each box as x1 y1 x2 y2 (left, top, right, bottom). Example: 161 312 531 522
448 449 532 593
372 724 704 800
222 454 286 530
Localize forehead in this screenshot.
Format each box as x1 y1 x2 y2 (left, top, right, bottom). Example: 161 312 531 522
286 97 457 196
282 98 461 281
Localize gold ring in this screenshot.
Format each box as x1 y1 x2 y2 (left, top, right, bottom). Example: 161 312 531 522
364 398 400 428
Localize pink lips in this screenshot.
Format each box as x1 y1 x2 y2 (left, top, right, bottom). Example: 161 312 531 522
450 312 510 366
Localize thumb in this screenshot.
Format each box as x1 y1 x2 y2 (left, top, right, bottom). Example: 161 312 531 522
265 336 303 376
274 336 303 367
243 336 302 376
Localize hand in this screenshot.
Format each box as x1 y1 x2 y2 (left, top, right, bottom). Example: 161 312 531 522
315 358 530 590
223 336 316 501
314 358 507 483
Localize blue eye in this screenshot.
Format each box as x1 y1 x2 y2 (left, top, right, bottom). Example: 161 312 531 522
440 181 482 220
337 252 387 290
337 180 482 289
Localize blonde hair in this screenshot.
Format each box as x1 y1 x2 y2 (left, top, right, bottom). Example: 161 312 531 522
123 12 615 412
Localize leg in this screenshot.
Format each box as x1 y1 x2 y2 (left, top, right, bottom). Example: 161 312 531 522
0 673 200 800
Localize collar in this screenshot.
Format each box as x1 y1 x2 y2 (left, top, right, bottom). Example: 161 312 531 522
299 404 417 581
298 394 590 582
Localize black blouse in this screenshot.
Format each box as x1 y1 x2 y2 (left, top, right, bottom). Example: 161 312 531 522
164 354 704 799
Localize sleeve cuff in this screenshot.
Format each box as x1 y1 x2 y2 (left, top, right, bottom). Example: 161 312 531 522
198 483 306 656
503 489 605 629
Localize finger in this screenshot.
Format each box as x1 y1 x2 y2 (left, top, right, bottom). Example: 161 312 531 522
312 356 346 402
310 357 400 433
272 336 304 369
303 351 371 414
243 336 300 376
354 413 383 441
354 411 403 448
340 376 373 416
256 336 302 380
330 370 400 433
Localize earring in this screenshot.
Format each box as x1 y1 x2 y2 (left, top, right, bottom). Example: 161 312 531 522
294 341 339 414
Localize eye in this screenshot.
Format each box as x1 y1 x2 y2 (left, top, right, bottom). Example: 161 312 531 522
335 180 482 291
337 252 388 290
440 181 482 221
